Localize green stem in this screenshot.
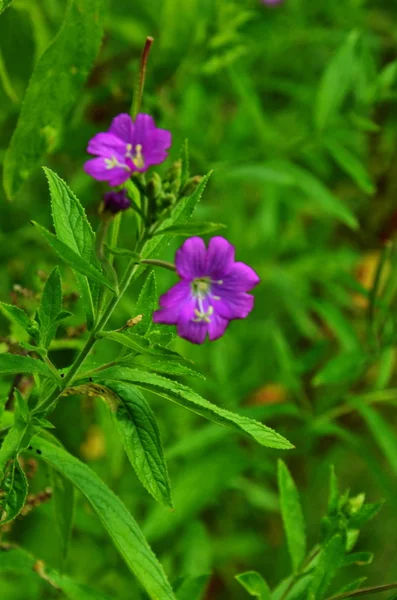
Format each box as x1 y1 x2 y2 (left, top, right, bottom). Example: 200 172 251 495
326 582 397 600
32 259 139 416
140 258 176 272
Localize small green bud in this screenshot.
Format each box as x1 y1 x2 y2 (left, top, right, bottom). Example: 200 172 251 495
348 493 365 515
146 172 163 200
181 175 202 197
163 159 182 195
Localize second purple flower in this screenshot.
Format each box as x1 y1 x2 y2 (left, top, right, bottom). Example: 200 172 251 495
153 237 260 344
84 113 172 187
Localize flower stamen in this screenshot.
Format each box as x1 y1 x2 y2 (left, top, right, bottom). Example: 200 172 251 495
131 143 145 169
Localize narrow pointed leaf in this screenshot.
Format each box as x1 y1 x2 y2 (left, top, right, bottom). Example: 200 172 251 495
134 271 157 335
90 367 293 449
38 267 63 348
278 460 306 572
0 354 58 379
0 302 32 333
25 436 176 600
236 571 271 599
0 460 28 524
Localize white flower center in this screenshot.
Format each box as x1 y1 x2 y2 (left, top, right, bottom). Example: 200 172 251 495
104 156 130 171
191 277 223 323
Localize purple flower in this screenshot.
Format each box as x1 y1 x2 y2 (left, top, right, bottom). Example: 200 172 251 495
103 189 131 214
153 237 260 344
84 113 172 186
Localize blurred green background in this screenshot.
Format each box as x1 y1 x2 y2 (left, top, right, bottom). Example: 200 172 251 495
1 0 397 598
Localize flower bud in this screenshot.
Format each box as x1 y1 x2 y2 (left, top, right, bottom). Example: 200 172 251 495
146 172 163 201
181 175 202 197
101 189 131 215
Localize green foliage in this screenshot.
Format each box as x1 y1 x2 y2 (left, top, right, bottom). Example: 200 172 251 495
278 460 306 572
3 0 104 198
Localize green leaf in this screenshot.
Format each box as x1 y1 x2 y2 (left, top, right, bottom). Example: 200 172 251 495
0 460 28 524
51 468 75 568
310 534 346 600
0 412 31 478
313 352 368 386
97 380 173 507
235 571 271 599
0 302 32 333
126 355 204 379
38 267 63 349
3 0 104 198
0 548 113 600
342 551 373 566
0 353 59 379
315 30 360 131
359 405 397 476
324 138 375 195
45 168 96 260
32 222 115 293
348 501 384 528
175 575 209 600
134 271 157 335
142 172 212 261
152 222 226 237
277 460 306 572
0 0 13 16
26 436 176 600
99 330 183 362
90 367 293 450
13 389 29 423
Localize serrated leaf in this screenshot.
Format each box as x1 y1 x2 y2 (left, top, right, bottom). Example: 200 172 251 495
0 548 113 600
32 222 115 293
134 271 157 335
99 330 183 362
3 0 104 198
0 354 59 379
38 267 63 349
52 468 75 568
0 460 28 524
278 460 306 572
25 436 176 600
235 571 271 599
126 355 204 379
0 302 32 333
152 222 226 237
315 30 360 131
45 168 95 260
90 367 293 450
13 389 29 423
96 380 172 507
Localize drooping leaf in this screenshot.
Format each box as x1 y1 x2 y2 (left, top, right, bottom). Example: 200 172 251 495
0 460 28 524
25 436 176 600
3 0 104 198
37 267 63 349
32 222 115 293
235 571 272 599
96 380 173 507
90 367 293 450
0 548 113 600
278 460 306 572
51 468 75 568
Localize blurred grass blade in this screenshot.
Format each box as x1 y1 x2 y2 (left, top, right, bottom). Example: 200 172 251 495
315 30 359 131
0 0 13 16
91 367 293 450
175 575 209 600
235 571 271 599
97 380 173 507
26 436 176 600
0 547 113 600
324 138 375 195
277 460 306 572
3 0 104 198
310 533 345 599
359 404 397 476
51 468 75 569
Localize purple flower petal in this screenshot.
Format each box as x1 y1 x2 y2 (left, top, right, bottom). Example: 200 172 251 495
221 261 260 293
175 237 207 279
87 132 126 157
109 113 134 142
206 237 235 279
177 304 207 344
157 280 192 308
208 313 229 341
83 158 130 186
213 291 255 320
